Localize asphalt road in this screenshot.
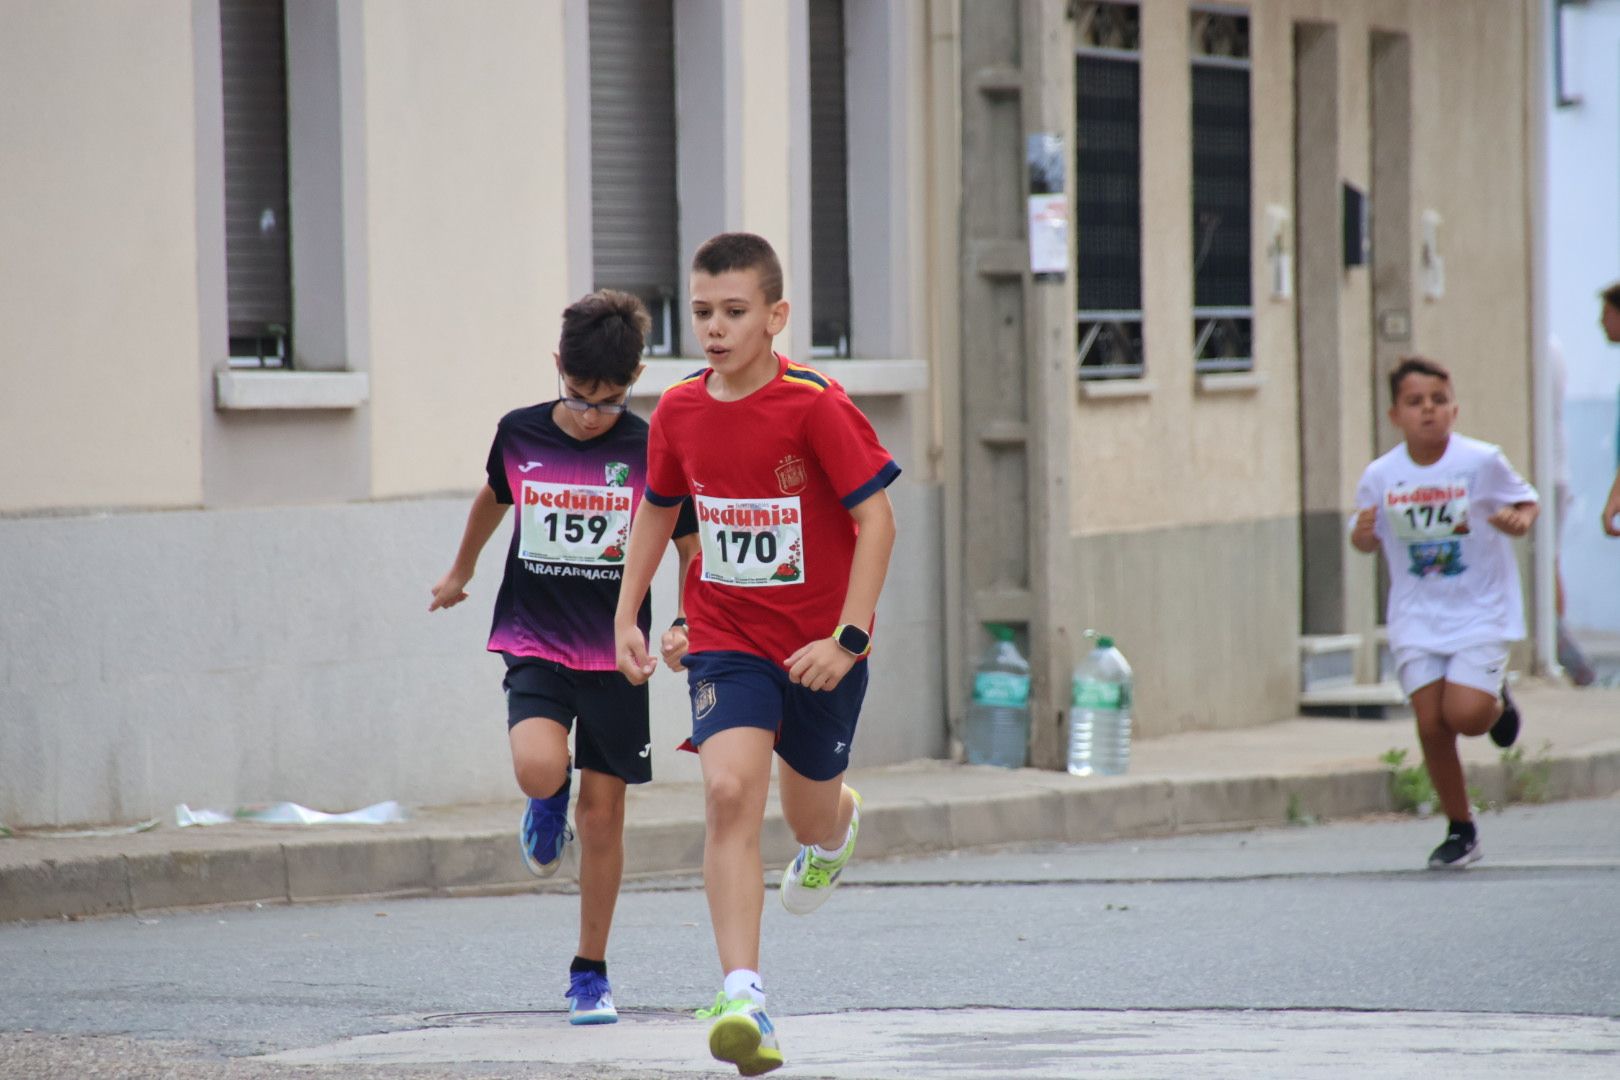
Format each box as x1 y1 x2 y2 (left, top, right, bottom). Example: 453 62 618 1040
2 797 1617 1078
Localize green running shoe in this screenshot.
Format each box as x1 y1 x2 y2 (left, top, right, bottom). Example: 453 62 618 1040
779 787 861 915
695 992 783 1076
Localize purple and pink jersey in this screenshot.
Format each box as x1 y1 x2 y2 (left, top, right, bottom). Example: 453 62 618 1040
485 403 696 671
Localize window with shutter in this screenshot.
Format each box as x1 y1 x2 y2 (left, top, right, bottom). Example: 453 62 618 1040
221 0 292 367
1074 2 1145 380
589 0 680 355
1190 9 1253 373
808 0 851 358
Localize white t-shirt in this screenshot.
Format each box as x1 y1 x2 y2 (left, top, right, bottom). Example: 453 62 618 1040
1352 434 1538 653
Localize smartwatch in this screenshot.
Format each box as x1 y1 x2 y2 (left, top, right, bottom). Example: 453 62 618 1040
670 617 688 630
833 623 871 657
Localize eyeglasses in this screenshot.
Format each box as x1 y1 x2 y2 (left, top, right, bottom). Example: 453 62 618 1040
558 378 631 415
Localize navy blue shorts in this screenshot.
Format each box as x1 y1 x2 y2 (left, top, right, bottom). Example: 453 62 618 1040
502 654 652 785
683 650 868 782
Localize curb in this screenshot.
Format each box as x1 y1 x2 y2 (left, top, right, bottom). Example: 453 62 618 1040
4 744 1618 924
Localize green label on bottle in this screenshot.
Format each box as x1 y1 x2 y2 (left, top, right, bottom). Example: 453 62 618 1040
973 672 1030 707
1072 677 1121 709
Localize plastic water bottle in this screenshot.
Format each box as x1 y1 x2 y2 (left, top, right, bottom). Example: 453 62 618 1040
1068 633 1133 776
964 624 1031 768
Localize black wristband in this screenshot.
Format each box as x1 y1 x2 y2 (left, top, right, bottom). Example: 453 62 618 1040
670 617 687 630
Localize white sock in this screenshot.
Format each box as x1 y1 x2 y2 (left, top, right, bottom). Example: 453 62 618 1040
811 799 859 860
723 968 765 1006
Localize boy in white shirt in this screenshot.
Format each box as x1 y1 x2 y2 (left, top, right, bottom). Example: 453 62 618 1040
1351 356 1539 869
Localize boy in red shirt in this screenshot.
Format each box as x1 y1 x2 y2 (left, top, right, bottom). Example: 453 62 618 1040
614 233 899 1075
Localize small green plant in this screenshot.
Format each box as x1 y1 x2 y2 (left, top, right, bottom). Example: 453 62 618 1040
1285 792 1318 827
1381 748 1436 814
1383 748 1491 815
1501 740 1553 805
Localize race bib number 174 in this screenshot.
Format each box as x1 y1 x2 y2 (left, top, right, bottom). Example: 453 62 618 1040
696 495 805 587
1385 479 1471 543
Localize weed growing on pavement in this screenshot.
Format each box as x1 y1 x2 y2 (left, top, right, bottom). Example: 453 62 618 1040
1382 748 1436 814
1285 792 1318 827
1501 740 1553 805
1382 748 1498 815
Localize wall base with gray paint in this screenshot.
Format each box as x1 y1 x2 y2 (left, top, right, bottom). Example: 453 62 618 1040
0 483 945 828
1065 516 1302 749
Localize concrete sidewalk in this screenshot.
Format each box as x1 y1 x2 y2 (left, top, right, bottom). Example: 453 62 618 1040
3 681 1616 923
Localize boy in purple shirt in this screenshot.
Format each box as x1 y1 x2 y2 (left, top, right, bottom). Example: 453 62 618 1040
431 290 697 1022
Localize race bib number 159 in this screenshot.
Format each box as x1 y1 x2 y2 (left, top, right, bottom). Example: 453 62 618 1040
697 495 805 587
519 481 632 566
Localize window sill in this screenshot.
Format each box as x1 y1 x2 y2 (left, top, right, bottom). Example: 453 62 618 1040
1195 371 1266 395
640 358 928 397
1079 379 1155 400
215 370 370 411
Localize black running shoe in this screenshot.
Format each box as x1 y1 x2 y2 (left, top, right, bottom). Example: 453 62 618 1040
1427 823 1481 870
1489 682 1520 748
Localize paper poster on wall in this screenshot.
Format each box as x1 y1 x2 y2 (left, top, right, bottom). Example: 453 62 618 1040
1026 133 1068 280
1027 193 1069 279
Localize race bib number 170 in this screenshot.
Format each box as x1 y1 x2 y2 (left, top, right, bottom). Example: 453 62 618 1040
696 495 806 587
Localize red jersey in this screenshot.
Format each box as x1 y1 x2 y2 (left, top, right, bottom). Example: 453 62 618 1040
645 354 900 668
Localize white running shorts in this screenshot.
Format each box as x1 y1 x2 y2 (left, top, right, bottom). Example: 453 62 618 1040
1391 642 1509 697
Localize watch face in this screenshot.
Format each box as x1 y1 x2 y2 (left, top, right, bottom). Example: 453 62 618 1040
837 625 870 654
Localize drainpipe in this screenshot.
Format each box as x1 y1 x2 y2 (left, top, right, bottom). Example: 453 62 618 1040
1528 0 1561 677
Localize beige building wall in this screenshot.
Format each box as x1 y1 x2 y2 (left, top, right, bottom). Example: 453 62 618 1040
0 2 945 826
1060 0 1535 736
1406 2 1532 469
362 0 573 497
0 0 1537 818
737 1 795 282
0 4 203 512
1071 0 1532 531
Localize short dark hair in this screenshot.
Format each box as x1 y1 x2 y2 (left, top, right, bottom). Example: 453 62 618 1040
1388 355 1452 402
558 290 650 388
1602 281 1620 310
691 232 784 303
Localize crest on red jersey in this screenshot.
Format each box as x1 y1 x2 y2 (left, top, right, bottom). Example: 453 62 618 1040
775 454 807 495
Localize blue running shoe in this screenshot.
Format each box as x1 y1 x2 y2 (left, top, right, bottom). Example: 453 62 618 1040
519 774 572 878
566 970 617 1025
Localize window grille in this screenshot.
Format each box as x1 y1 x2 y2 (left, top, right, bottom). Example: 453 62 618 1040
1191 9 1253 373
1075 2 1144 380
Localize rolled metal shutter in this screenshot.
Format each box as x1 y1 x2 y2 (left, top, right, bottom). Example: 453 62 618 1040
220 0 292 358
808 0 850 353
589 0 680 315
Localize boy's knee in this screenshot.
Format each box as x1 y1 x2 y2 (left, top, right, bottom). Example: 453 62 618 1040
1414 710 1451 740
704 771 759 827
574 794 624 847
1445 703 1496 738
513 757 568 800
